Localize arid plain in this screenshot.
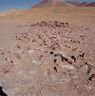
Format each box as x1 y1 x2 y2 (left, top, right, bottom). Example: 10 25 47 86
0 3 95 96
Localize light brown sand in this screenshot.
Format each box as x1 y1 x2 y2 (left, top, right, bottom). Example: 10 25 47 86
0 6 95 96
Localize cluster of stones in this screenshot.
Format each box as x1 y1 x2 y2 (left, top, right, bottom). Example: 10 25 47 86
15 21 95 82
30 21 69 28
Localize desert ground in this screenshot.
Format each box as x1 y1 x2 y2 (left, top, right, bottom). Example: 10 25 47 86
0 6 95 96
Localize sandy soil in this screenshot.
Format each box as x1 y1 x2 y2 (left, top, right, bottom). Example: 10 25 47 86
0 7 95 96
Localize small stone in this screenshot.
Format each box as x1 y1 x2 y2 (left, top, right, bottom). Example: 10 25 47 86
54 66 57 72
54 59 57 63
71 55 76 62
89 74 95 81
27 50 34 55
35 48 44 51
60 64 74 70
32 60 40 64
61 55 72 64
79 52 85 58
17 44 20 49
11 60 14 64
50 51 54 54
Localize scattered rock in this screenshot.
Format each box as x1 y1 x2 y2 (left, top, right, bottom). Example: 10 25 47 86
10 60 14 64
34 48 44 51
60 64 74 70
50 51 54 54
54 66 57 72
71 55 76 62
3 20 94 95
39 54 43 60
0 48 5 55
89 74 95 81
79 52 85 58
27 49 34 55
61 55 72 64
85 62 95 75
54 59 57 63
32 60 40 64
16 44 21 49
30 21 69 28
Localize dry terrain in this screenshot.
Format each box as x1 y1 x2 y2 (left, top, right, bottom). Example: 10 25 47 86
0 6 95 96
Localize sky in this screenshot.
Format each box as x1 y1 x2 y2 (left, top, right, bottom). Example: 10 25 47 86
0 0 95 12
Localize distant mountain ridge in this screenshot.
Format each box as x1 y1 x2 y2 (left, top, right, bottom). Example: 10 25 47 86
32 0 74 8
66 1 95 7
32 0 95 8
78 1 95 7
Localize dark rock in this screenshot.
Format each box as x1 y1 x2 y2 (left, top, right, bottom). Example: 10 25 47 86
71 55 76 62
61 55 72 64
89 74 95 81
54 59 57 63
79 52 85 58
54 66 57 72
50 51 54 54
